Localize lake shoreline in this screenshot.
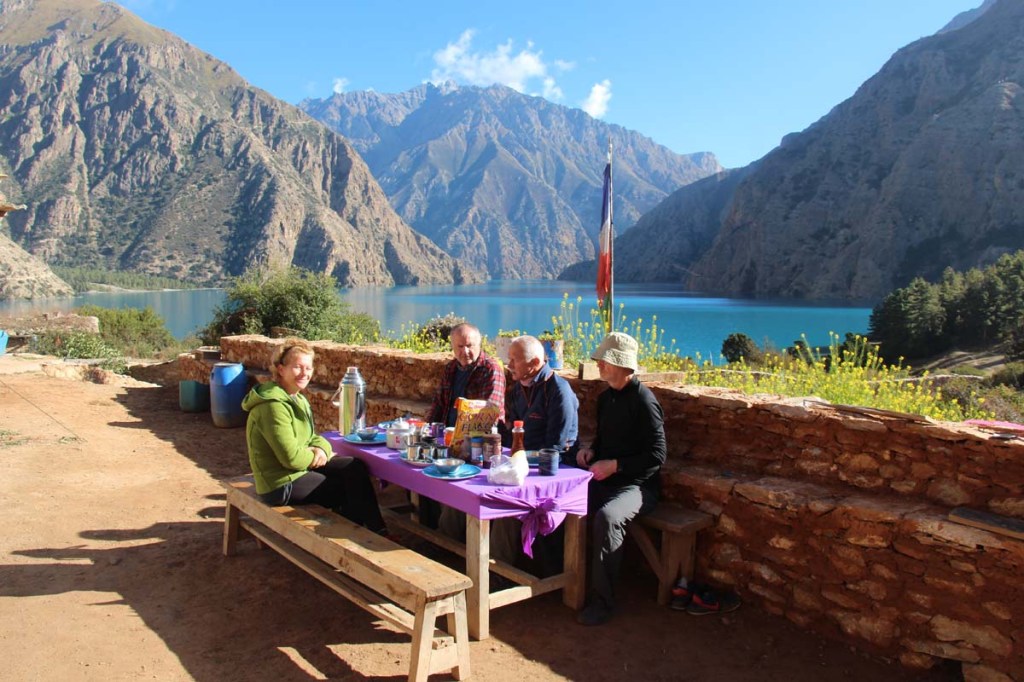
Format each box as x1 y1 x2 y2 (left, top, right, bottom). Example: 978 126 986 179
0 282 872 360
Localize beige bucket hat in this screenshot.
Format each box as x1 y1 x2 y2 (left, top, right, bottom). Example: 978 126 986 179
591 332 639 371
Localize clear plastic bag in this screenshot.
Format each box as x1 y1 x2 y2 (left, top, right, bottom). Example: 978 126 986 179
487 451 529 486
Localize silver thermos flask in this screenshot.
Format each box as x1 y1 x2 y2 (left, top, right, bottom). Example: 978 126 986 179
338 366 366 435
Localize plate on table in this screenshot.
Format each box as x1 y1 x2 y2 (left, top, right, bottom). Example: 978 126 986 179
422 463 482 481
399 456 434 468
343 432 387 446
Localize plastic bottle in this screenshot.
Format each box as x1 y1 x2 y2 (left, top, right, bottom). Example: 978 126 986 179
511 420 525 454
470 436 484 467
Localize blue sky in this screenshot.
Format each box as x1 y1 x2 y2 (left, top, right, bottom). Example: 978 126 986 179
119 0 981 169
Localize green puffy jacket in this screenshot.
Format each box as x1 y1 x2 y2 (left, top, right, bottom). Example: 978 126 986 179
242 381 333 494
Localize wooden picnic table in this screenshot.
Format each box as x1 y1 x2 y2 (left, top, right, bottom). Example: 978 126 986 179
325 432 592 640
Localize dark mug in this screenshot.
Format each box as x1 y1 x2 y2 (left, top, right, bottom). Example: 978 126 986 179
538 448 560 476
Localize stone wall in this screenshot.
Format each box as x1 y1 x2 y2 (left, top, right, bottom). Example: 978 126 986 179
185 335 1022 680
667 466 1022 681
655 388 1024 516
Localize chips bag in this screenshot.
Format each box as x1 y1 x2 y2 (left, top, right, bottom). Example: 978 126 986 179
451 398 501 459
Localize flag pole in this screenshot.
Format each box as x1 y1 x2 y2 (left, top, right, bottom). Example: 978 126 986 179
596 139 615 334
607 138 614 333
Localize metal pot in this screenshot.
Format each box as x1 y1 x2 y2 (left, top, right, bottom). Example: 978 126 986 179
386 421 413 449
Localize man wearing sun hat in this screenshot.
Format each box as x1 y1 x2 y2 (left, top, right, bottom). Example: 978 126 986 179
575 331 667 626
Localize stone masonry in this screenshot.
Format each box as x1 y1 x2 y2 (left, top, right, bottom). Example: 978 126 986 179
179 335 1023 680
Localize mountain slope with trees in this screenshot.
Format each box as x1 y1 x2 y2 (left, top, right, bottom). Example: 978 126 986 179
869 250 1024 361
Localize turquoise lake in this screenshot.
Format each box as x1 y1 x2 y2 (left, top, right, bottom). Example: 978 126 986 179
0 280 873 361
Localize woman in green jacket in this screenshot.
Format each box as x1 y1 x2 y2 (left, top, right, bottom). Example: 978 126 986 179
242 338 385 533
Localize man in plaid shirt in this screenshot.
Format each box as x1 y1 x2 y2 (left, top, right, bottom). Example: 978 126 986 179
427 322 506 427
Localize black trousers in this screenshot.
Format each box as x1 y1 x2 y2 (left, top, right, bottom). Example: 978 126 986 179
588 481 657 609
260 456 386 533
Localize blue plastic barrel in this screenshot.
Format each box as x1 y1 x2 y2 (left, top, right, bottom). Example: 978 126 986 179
210 362 248 428
0 330 7 356
542 339 563 370
179 380 210 413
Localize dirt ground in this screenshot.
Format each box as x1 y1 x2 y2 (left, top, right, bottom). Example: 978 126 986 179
0 353 962 682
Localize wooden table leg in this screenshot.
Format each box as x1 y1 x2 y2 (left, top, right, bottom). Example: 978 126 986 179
466 515 490 640
223 501 240 556
562 513 586 610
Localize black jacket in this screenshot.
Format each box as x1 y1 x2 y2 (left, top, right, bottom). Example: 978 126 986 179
593 376 666 491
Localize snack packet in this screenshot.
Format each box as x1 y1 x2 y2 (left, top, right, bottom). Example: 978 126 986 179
451 397 500 458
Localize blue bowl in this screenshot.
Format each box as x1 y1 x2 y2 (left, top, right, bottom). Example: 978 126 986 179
356 427 380 441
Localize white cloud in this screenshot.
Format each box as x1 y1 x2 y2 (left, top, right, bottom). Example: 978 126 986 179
542 77 563 101
430 29 564 101
332 77 350 95
582 80 612 118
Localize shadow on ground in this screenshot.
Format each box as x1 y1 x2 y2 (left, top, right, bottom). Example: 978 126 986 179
2 509 412 681
113 383 251 480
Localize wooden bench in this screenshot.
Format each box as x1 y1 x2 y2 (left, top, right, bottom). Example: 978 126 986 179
627 503 713 605
222 476 472 682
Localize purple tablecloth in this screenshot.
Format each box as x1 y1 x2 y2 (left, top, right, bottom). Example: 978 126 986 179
325 432 592 556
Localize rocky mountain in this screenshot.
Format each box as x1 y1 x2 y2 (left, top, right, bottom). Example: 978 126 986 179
0 230 73 299
301 84 721 279
601 0 1016 301
0 0 472 294
940 0 998 33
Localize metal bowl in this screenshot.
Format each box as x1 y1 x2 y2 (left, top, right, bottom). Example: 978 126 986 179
432 457 464 475
356 427 380 441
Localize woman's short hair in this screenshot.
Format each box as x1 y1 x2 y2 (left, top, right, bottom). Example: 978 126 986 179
270 337 315 381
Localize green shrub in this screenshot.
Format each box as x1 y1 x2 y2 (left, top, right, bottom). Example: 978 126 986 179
76 305 183 358
947 364 986 378
201 266 379 344
415 313 467 348
684 333 990 421
970 384 1024 422
989 362 1024 388
721 333 764 364
31 331 127 373
384 314 467 353
1007 325 1024 361
551 294 692 372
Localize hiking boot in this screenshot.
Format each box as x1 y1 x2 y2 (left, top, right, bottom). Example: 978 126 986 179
686 587 741 616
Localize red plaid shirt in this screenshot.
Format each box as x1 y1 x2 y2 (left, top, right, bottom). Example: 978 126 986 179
427 351 506 425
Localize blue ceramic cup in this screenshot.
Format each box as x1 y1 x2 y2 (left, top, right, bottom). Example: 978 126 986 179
538 448 560 476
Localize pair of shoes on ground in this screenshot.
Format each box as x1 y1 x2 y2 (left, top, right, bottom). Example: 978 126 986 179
576 601 615 626
670 581 741 615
